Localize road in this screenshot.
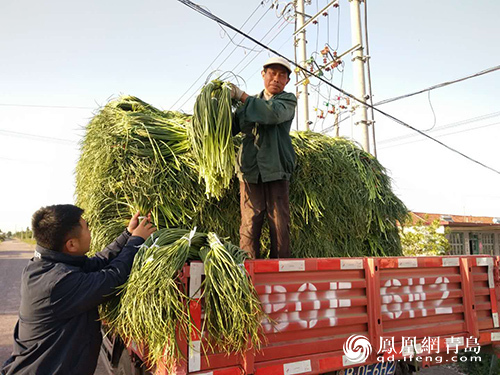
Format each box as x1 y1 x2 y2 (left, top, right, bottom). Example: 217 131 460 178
0 238 33 366
0 238 108 374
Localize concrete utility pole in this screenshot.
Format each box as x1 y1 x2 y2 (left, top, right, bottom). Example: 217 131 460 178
349 0 370 153
295 0 310 131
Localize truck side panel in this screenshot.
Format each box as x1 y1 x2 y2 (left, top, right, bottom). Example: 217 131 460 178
126 255 500 374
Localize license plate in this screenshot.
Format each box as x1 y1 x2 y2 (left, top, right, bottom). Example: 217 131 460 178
337 361 396 375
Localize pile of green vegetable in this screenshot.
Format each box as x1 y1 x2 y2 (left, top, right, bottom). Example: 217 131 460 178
76 93 407 258
190 79 235 199
75 81 408 369
102 228 263 370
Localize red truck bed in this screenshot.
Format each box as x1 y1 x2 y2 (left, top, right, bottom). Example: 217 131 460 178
121 255 500 375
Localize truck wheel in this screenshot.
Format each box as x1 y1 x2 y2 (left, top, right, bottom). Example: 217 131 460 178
116 350 134 375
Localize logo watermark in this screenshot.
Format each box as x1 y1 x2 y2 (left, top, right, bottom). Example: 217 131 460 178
343 335 372 364
342 335 482 365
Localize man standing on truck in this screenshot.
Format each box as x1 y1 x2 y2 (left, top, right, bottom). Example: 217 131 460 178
230 56 297 259
1 204 156 375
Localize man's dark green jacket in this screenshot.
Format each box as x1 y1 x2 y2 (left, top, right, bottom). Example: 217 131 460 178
232 90 297 183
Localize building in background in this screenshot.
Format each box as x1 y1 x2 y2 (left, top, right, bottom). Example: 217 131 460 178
411 212 500 256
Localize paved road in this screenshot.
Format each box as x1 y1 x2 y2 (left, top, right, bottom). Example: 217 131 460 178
0 239 108 374
419 364 466 375
0 238 33 366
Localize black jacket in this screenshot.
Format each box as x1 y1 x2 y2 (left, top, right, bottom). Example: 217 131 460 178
2 231 144 375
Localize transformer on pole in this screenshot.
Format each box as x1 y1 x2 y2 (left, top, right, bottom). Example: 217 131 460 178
293 0 374 152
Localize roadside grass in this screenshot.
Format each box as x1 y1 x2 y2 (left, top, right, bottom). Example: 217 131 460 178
16 238 36 245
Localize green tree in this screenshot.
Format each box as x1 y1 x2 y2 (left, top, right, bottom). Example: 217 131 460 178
400 219 450 256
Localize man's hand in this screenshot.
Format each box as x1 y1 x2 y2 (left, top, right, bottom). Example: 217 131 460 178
131 217 156 240
127 211 151 234
230 83 244 101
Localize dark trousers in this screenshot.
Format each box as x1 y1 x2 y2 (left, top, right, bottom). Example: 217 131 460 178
239 179 291 259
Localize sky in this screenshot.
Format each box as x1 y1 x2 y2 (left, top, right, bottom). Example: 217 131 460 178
1 0 500 233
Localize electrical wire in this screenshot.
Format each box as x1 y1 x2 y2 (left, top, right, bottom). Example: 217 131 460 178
312 0 345 132
309 0 341 132
0 103 94 110
335 2 340 51
317 61 346 133
236 18 291 77
423 90 437 131
326 0 330 49
217 27 264 52
246 20 297 80
311 0 321 131
199 2 265 52
379 121 500 150
232 17 287 73
374 64 500 106
175 4 283 111
379 111 500 145
315 0 320 53
0 129 76 144
0 155 52 164
169 1 269 111
321 0 337 133
176 0 500 175
320 109 351 134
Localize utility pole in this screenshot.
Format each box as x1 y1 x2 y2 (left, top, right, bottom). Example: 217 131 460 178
295 0 310 131
349 0 370 153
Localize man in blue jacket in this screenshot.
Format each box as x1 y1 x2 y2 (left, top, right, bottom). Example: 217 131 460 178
231 57 297 259
1 204 156 375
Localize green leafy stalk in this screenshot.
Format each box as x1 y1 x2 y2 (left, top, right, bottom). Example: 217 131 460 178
199 233 264 354
190 80 235 199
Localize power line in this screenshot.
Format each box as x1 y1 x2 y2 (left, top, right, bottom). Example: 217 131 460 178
374 64 500 106
379 111 500 145
0 129 77 144
0 103 94 110
176 11 279 111
239 12 301 81
177 0 500 176
177 2 296 110
0 155 51 164
374 107 500 175
223 9 279 74
170 2 271 111
236 18 291 77
423 90 437 131
320 111 351 134
379 120 500 150
232 17 286 74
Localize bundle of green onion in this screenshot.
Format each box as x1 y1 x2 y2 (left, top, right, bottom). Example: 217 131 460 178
102 228 263 370
190 79 235 199
200 233 263 354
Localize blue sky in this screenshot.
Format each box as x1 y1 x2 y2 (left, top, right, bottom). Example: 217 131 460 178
1 0 500 233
